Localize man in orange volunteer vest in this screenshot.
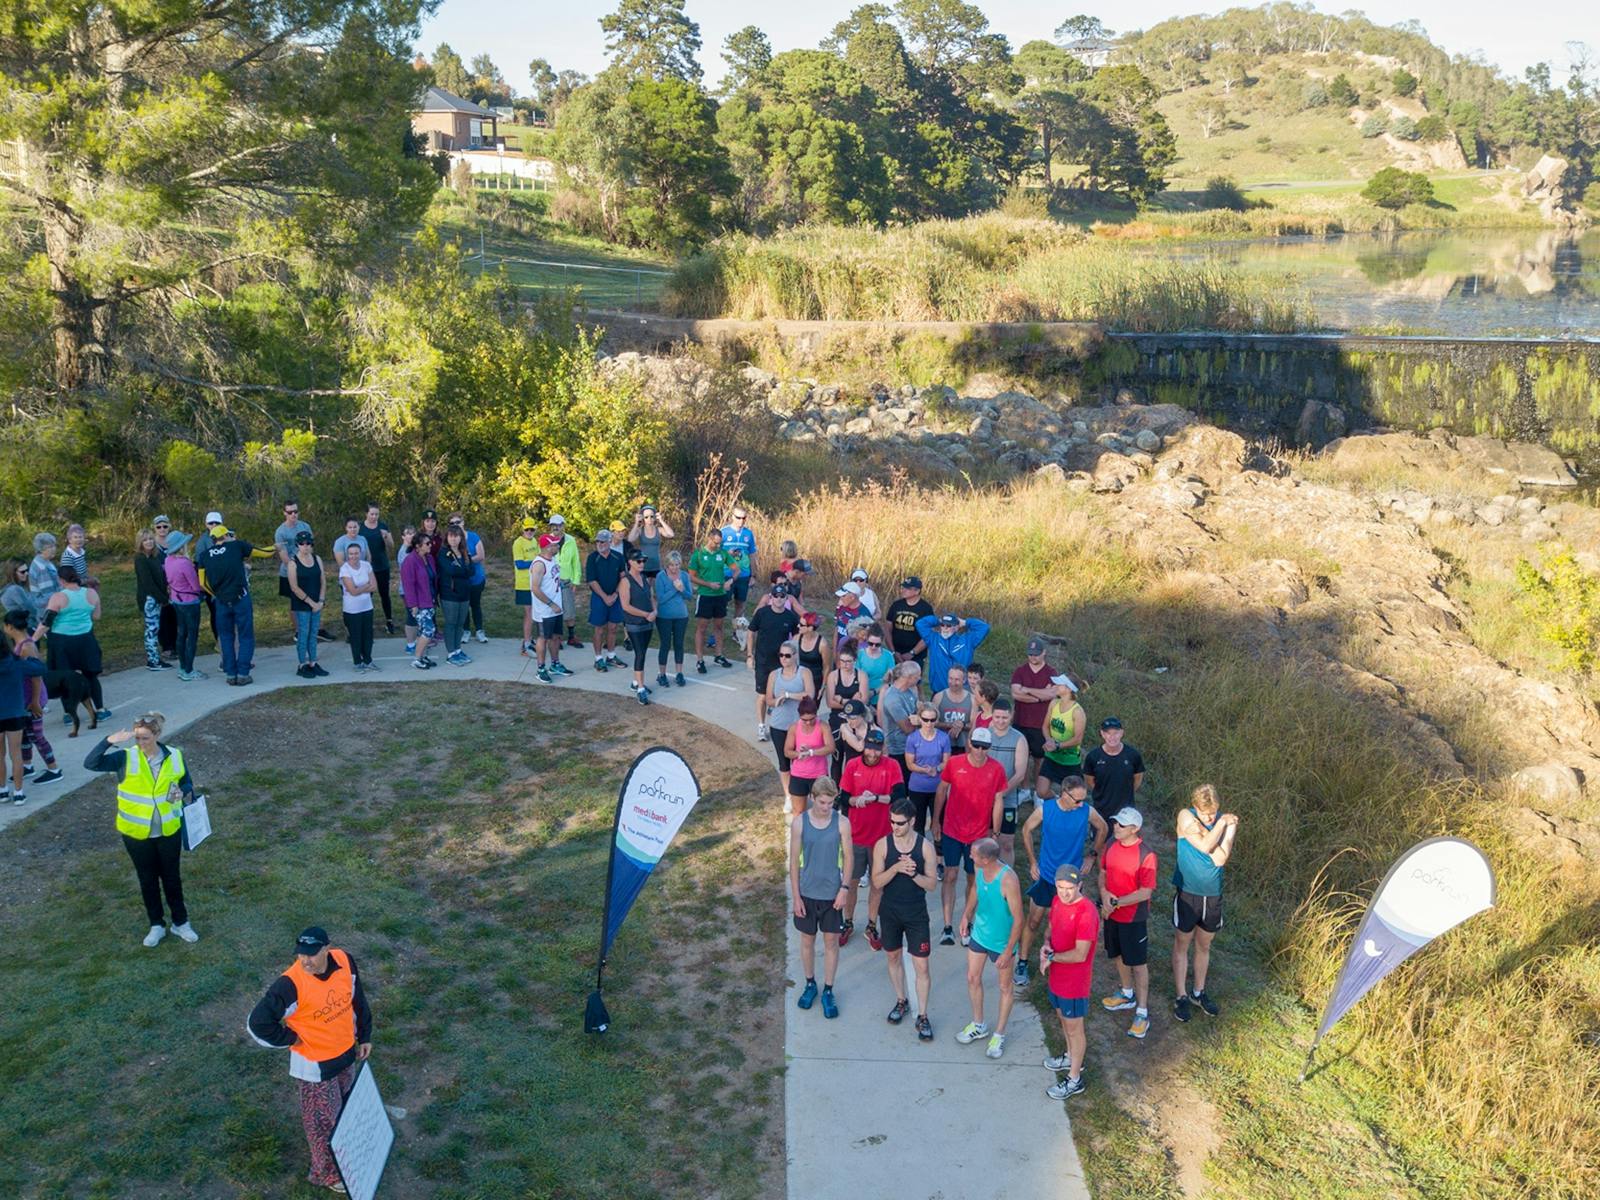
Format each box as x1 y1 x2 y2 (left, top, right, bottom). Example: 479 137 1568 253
248 927 373 1194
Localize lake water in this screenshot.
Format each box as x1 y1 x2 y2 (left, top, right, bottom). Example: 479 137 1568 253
1162 227 1600 338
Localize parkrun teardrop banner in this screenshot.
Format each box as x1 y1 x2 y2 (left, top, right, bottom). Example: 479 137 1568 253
1301 836 1494 1079
585 747 702 1034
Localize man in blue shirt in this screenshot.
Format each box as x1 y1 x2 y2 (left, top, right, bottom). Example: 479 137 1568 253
913 612 991 694
719 505 758 646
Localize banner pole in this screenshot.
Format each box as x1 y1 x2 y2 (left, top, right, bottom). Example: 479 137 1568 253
585 750 640 1034
1297 1038 1321 1084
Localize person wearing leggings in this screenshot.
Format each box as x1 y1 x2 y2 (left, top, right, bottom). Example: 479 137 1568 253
653 550 692 687
620 551 657 706
42 565 109 718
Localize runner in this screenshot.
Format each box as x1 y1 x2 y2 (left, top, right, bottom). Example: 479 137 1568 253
765 640 815 814
837 727 904 948
822 642 866 740
512 517 539 654
1035 674 1085 802
585 529 625 672
784 697 834 810
528 534 572 683
913 611 991 695
931 726 1008 947
855 628 896 705
849 568 881 620
719 505 757 634
902 702 950 853
877 662 923 820
1099 807 1157 1039
628 504 675 583
886 576 933 671
1008 638 1055 801
688 528 735 674
619 550 657 706
1016 774 1105 986
1042 865 1098 1100
360 504 395 635
747 582 801 737
790 777 850 1020
957 838 1023 1059
1082 717 1146 825
1172 784 1238 1022
871 797 937 1041
983 699 1031 865
795 611 831 686
932 664 975 752
548 515 582 649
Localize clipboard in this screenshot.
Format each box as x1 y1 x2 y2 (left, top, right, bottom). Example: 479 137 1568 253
181 794 212 850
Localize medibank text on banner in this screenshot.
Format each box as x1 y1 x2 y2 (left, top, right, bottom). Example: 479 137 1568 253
1302 837 1495 1079
586 747 702 1034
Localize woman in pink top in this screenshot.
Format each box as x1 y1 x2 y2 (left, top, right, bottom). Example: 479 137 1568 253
784 696 835 812
161 532 206 680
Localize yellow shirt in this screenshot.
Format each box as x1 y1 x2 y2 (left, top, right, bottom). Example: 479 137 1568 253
513 535 538 591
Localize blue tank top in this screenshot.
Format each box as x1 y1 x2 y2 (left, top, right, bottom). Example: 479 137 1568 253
1038 798 1091 879
972 862 1015 952
1174 808 1224 897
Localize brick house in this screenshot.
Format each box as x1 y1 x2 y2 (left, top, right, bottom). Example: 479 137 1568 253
411 85 501 152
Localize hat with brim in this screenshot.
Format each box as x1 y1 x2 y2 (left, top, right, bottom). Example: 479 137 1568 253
296 926 330 954
163 531 191 555
969 727 993 746
1111 806 1143 830
1055 865 1081 885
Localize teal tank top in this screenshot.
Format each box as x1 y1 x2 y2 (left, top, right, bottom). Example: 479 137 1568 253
972 862 1015 953
1174 808 1224 897
52 587 94 636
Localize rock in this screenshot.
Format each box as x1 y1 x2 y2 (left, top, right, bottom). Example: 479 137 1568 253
739 364 777 391
1034 463 1068 484
825 423 842 437
886 406 915 425
1521 521 1556 542
817 384 842 405
1515 497 1544 517
843 416 873 436
1295 399 1348 447
1508 763 1584 808
1153 425 1250 487
1477 504 1506 527
1150 481 1205 509
1091 452 1142 493
1133 428 1162 453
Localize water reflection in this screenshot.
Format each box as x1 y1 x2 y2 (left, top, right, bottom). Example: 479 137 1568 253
1159 228 1600 337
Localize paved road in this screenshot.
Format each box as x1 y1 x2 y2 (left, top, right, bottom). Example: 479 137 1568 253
3 636 1088 1198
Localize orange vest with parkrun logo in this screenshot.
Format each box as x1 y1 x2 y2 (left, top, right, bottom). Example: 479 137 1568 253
283 948 357 1066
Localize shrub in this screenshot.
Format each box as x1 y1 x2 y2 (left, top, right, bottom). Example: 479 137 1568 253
1391 67 1418 97
1514 546 1600 672
1389 115 1419 141
1201 175 1249 212
1361 167 1434 209
1414 114 1447 141
1360 115 1387 138
1301 82 1329 109
1327 73 1359 107
1583 181 1600 215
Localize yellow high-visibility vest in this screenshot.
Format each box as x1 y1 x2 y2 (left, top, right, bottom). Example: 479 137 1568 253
115 746 187 840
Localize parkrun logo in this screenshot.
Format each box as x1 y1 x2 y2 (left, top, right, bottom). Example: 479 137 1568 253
635 775 690 808
313 988 352 1021
1409 865 1470 904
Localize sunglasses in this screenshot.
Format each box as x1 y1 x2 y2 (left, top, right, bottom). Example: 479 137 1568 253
867 640 883 648
732 513 747 519
919 715 936 722
890 818 910 828
778 652 794 659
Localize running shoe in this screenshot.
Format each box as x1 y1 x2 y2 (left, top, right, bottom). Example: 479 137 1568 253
713 654 733 668
475 629 488 643
412 659 432 671
797 979 818 1010
170 921 199 943
34 768 63 785
706 634 717 649
635 687 650 706
448 651 470 667
386 620 396 635
956 1021 989 1044
1013 959 1030 987
1128 1012 1151 1039
22 765 31 776
657 673 671 688
607 650 622 665
550 661 574 677
820 987 838 1019
757 722 768 739
1101 990 1137 1012
536 667 552 683
141 924 166 948
985 1033 1006 1060
595 657 609 672
1191 990 1221 1017
864 921 882 951
9 791 23 807
960 930 971 948
674 673 686 687
354 663 368 674
1173 994 1192 1023
296 664 313 679
233 676 251 686
839 920 853 947
405 641 416 653
939 925 956 946
936 863 945 882
696 660 707 674
915 1015 933 1041
887 999 910 1024
1043 1053 1072 1072
311 663 329 677
95 708 112 719
1047 1074 1086 1100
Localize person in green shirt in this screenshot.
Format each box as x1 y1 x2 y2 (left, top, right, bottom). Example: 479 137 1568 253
688 529 735 674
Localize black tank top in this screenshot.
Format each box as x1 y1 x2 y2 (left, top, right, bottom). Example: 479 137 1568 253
880 834 929 918
828 669 863 729
797 632 825 680
289 556 322 611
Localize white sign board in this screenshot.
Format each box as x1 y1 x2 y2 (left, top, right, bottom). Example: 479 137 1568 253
331 1063 393 1200
614 748 700 866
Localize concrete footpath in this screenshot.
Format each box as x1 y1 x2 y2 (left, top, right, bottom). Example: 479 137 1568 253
1 635 1088 1198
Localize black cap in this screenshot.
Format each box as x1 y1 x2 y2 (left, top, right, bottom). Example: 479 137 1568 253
901 576 922 589
842 698 867 718
1100 716 1123 730
293 530 314 546
627 549 646 563
296 927 330 954
422 508 437 520
864 729 886 746
792 558 812 573
771 581 790 597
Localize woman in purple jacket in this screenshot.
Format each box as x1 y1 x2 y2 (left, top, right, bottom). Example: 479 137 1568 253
399 532 438 670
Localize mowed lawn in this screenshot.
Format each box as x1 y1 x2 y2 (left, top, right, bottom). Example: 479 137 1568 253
0 685 783 1199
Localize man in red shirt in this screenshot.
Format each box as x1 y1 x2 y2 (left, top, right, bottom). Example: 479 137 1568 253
838 729 908 949
931 726 1008 947
1008 638 1055 801
1099 806 1158 1039
1042 865 1098 1099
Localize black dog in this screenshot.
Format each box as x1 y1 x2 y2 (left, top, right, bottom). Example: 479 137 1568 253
43 669 96 738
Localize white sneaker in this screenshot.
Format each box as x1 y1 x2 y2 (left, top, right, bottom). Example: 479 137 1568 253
986 1033 1006 1059
757 722 768 739
1043 1053 1072 1072
171 921 199 943
10 791 23 807
142 924 167 948
475 629 489 644
956 1021 989 1044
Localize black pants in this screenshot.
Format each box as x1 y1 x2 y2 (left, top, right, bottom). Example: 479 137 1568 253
655 616 687 667
626 626 653 672
373 569 393 624
122 832 187 925
173 603 201 672
157 602 177 655
467 580 486 633
343 609 374 666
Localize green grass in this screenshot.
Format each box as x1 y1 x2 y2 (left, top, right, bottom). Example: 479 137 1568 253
0 685 782 1199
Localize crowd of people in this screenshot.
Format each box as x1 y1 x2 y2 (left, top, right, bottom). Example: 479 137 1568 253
2 493 1242 1190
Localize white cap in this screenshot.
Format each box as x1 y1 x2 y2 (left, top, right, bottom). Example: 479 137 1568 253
549 514 565 526
1049 673 1078 691
1111 807 1143 830
969 726 993 746
205 511 223 525
836 581 864 598
851 568 868 581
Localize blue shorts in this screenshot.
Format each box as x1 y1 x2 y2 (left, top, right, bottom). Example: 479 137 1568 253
1051 994 1089 1018
1028 878 1056 908
515 588 532 607
588 596 625 626
939 834 976 875
729 575 751 604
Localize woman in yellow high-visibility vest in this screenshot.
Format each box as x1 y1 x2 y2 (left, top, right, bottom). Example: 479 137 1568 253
84 711 200 947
